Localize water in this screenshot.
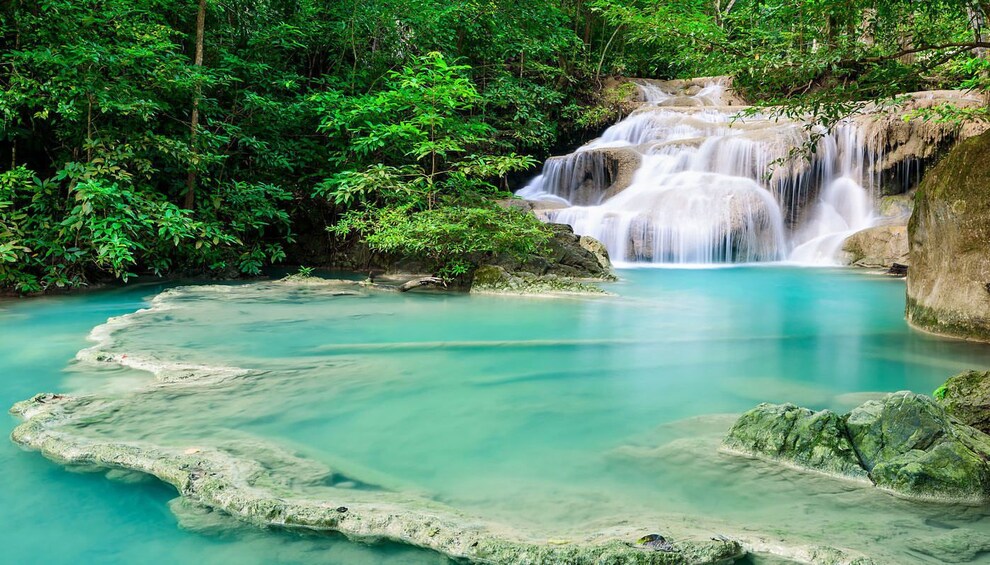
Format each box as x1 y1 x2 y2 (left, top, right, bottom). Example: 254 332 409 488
0 283 448 565
517 80 877 265
6 269 990 563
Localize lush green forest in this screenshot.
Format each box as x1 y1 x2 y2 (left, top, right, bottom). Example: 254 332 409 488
2 0 989 291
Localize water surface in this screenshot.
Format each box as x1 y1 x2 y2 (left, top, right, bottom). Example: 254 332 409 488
6 268 990 563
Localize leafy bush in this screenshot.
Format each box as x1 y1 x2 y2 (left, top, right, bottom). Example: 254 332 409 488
315 53 547 278
332 204 550 278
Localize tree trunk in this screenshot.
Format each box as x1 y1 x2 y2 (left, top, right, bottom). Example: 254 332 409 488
397 277 446 292
185 0 207 210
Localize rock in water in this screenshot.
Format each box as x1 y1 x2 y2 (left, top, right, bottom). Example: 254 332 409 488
844 392 952 471
722 404 868 480
935 370 990 435
845 392 990 501
907 130 990 341
841 225 909 269
471 224 615 295
723 392 990 502
636 533 676 552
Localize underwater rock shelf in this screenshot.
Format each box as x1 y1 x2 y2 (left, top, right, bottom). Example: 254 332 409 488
6 279 743 565
11 395 742 565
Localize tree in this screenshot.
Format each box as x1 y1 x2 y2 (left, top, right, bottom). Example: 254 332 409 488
314 53 549 277
185 0 207 210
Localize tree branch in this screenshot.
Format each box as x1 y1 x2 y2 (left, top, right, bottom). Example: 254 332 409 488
857 41 990 64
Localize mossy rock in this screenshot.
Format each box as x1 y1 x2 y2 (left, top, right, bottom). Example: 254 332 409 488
844 392 951 471
935 370 990 434
724 392 990 502
907 130 990 341
722 403 868 480
470 264 606 295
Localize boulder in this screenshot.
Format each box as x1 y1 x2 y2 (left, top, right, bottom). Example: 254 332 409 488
841 225 909 268
907 130 990 341
845 392 951 471
722 403 868 480
579 235 611 272
529 147 642 206
489 224 614 281
722 392 990 502
935 370 990 435
471 225 614 294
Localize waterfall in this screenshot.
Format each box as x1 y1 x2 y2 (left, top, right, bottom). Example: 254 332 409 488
517 79 878 266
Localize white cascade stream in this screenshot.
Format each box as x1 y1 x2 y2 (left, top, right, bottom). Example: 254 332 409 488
517 79 878 266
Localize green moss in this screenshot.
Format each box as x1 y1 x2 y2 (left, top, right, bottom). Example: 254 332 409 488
725 392 990 503
935 370 990 434
906 296 990 342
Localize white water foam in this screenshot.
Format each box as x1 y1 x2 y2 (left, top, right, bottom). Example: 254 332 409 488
518 79 877 265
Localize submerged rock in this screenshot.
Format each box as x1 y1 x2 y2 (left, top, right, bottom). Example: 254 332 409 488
10 393 743 565
935 370 990 435
841 225 909 269
723 392 990 502
907 130 990 341
907 528 990 563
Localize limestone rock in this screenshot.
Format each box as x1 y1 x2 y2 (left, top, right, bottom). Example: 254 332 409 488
723 392 990 502
855 91 990 195
578 235 612 274
469 265 606 296
935 370 990 434
12 393 744 565
471 224 614 295
722 403 868 480
542 224 614 278
907 130 990 341
531 147 642 206
841 225 909 268
878 194 914 222
845 392 951 471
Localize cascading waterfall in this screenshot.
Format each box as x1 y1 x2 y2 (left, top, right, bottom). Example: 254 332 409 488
517 79 879 265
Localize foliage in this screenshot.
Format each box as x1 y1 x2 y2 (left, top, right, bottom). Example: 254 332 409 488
332 204 551 278
0 0 603 291
316 53 548 277
590 0 990 123
5 0 990 291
